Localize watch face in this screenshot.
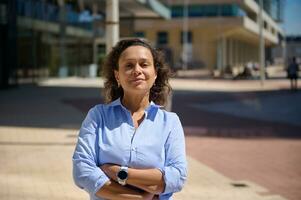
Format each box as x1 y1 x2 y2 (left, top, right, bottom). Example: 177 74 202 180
118 170 128 180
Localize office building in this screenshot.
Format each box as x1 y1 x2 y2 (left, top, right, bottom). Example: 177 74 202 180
0 0 169 88
133 0 285 76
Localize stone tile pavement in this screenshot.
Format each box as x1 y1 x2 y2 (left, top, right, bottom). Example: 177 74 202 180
1 77 299 200
0 126 87 200
0 126 288 200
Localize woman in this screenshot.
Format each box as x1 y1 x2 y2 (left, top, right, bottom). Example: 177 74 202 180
72 38 187 200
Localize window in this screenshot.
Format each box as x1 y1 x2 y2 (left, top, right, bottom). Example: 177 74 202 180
172 5 183 18
264 21 268 29
134 32 145 38
171 4 244 18
157 32 168 45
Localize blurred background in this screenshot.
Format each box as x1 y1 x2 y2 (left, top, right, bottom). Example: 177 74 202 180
0 0 300 200
2 0 301 83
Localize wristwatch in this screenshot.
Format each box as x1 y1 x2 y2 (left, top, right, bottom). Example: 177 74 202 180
117 166 128 186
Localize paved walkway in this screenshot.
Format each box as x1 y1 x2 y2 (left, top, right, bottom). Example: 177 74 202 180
0 126 287 200
0 77 300 200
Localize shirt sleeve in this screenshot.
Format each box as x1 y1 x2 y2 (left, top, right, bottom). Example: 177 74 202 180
161 114 187 195
72 106 109 196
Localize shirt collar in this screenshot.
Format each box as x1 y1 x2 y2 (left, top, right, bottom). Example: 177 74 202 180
108 97 162 111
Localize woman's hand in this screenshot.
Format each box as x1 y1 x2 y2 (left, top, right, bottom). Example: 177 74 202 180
100 164 120 181
142 192 156 200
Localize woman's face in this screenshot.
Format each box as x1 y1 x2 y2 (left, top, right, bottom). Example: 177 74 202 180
114 45 157 95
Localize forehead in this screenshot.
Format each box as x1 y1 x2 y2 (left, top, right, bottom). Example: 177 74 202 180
119 45 153 61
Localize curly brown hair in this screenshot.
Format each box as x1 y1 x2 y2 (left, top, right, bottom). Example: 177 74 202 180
102 38 172 106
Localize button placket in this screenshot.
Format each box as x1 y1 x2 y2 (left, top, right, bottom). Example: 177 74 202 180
129 127 136 164
128 109 149 165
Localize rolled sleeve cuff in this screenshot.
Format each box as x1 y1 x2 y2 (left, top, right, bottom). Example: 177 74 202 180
161 166 186 195
87 167 110 195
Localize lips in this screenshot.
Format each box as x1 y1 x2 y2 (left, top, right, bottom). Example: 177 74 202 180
131 78 144 82
131 78 145 84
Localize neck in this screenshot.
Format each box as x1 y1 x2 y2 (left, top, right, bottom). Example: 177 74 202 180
121 93 150 114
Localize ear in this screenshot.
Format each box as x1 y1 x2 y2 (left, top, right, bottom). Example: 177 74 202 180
114 70 119 83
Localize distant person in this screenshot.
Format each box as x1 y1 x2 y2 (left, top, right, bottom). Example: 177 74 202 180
72 38 187 200
287 57 299 90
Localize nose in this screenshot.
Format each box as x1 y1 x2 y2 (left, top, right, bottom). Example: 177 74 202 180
132 63 142 75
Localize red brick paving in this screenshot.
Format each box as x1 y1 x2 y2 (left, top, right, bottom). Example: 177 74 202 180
185 135 301 200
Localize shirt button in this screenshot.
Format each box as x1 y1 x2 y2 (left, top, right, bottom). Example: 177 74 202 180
132 147 136 151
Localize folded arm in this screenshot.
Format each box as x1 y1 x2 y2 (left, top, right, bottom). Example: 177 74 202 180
101 164 165 194
96 180 155 200
100 115 187 196
73 108 155 200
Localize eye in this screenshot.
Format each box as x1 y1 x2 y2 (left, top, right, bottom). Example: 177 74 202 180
125 63 133 68
141 62 150 68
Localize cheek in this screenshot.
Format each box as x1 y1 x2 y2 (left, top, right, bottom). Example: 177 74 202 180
119 72 131 83
146 68 156 78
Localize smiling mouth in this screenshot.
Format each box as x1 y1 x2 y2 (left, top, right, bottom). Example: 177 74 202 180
132 79 144 82
131 79 145 85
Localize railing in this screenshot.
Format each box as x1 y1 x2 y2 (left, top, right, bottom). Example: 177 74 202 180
16 0 104 32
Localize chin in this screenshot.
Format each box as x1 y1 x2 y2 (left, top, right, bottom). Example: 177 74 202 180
128 87 150 94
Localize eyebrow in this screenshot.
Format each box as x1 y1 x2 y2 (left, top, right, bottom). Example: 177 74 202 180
122 58 152 62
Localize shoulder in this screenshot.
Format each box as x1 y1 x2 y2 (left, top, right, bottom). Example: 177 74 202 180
84 104 107 122
87 104 102 115
86 102 120 121
158 108 182 124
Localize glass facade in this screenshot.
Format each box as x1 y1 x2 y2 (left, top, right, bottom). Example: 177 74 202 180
255 0 284 22
16 0 104 31
15 0 105 79
171 4 245 18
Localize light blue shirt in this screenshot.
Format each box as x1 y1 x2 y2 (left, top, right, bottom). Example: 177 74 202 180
72 98 187 200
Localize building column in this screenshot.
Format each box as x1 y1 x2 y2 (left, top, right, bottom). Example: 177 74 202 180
281 39 286 68
216 36 227 75
229 38 233 67
222 36 227 74
57 0 67 77
106 0 119 54
217 39 221 71
236 40 240 66
255 44 259 62
92 0 98 77
252 46 257 62
244 43 247 62
240 42 243 65
247 44 250 62
233 39 237 67
236 41 239 65
240 42 244 65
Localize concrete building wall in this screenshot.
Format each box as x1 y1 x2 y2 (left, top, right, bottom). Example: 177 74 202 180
133 0 284 76
134 18 263 73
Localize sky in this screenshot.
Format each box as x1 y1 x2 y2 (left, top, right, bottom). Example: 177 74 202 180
282 0 301 35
